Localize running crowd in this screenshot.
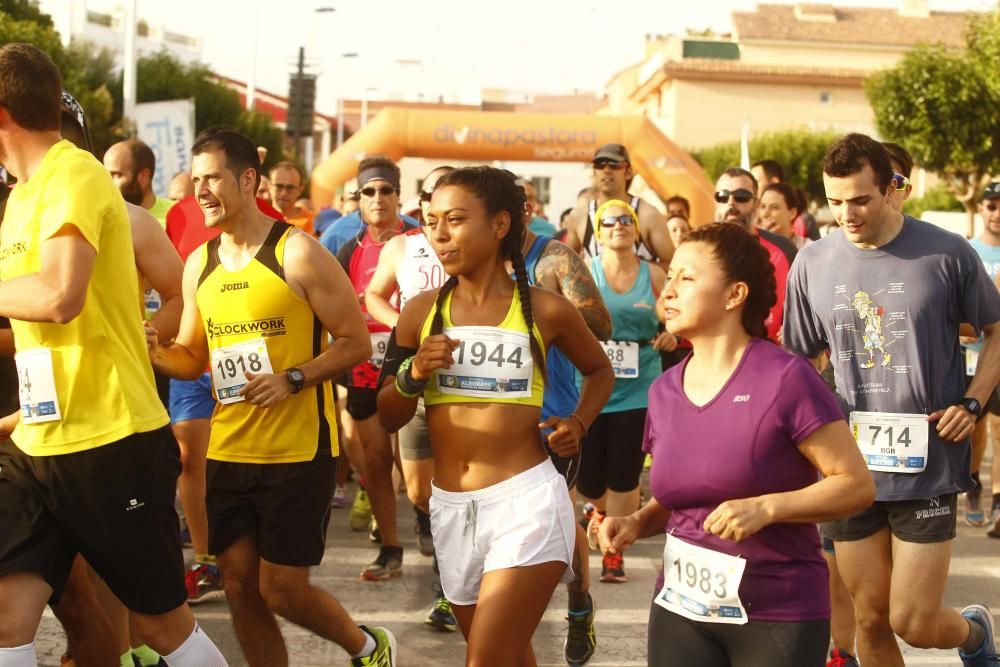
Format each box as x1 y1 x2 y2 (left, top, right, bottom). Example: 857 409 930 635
0 42 998 667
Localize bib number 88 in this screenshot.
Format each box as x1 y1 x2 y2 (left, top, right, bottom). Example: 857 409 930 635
605 347 625 363
217 352 264 379
673 556 728 599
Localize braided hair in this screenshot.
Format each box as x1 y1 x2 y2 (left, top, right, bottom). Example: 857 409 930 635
427 166 546 378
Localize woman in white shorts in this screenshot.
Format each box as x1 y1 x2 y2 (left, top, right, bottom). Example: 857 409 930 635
377 166 614 665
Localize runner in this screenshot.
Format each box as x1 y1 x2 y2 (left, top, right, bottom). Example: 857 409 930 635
103 139 175 227
599 222 875 667
783 133 1000 666
563 144 675 271
336 156 415 580
665 195 691 221
666 214 691 250
960 181 1000 529
758 182 810 250
518 192 612 666
751 158 820 241
148 126 396 666
0 42 227 666
577 199 665 588
714 167 793 342
376 166 614 665
268 161 314 235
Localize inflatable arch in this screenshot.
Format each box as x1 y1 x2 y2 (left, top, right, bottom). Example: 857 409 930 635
311 108 715 225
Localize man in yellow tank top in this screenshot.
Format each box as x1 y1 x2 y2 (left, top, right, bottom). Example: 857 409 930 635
0 43 227 666
148 126 398 666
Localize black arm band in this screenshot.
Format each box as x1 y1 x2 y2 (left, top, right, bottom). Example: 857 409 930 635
377 328 418 388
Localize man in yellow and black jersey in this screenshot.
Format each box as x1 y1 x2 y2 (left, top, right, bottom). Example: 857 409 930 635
148 126 398 666
0 43 227 666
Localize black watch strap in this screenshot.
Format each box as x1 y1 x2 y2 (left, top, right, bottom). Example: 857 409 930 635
962 397 983 417
286 368 305 394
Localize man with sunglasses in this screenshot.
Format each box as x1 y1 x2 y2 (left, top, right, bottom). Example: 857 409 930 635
960 181 1000 534
563 144 674 271
784 134 1000 667
714 167 795 342
336 156 416 581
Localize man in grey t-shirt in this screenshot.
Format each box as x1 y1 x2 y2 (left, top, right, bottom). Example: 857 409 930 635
783 134 1000 666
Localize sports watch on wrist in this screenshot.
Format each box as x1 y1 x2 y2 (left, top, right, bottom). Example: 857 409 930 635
286 367 305 394
961 397 982 417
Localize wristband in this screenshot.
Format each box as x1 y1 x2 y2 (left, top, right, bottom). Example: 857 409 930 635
569 412 588 434
395 356 427 398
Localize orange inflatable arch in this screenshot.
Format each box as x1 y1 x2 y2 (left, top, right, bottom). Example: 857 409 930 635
311 108 715 224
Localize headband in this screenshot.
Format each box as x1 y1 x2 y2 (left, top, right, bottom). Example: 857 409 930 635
594 199 640 237
357 166 400 191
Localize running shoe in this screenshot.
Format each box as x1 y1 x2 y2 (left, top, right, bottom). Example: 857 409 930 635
989 511 1000 539
424 590 458 632
350 487 373 532
185 562 225 604
330 484 350 509
369 517 381 544
179 523 192 548
60 652 76 667
362 546 403 581
351 625 397 667
414 509 434 557
826 647 859 667
966 489 988 527
959 604 998 666
600 553 626 583
564 596 597 665
131 654 167 667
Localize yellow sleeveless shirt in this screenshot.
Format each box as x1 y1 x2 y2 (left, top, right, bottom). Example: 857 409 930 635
419 286 545 408
196 222 337 463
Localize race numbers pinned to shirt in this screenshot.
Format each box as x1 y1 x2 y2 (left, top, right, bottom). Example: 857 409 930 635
656 534 748 625
850 410 928 474
211 338 274 405
438 326 534 399
601 341 639 378
15 348 61 424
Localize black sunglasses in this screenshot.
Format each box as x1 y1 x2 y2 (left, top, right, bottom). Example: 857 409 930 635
593 159 626 170
600 214 635 228
714 189 754 204
986 202 999 212
359 185 398 198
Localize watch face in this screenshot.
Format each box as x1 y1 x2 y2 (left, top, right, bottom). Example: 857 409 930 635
965 398 982 414
288 369 304 384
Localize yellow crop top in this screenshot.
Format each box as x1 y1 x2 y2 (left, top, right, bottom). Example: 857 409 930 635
419 286 545 407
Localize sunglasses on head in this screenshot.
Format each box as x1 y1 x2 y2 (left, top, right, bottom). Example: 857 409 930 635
359 185 397 198
419 190 434 203
892 172 911 192
593 159 626 171
600 214 635 228
714 189 754 204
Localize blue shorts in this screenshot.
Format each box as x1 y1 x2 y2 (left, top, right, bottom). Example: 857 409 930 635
169 373 216 424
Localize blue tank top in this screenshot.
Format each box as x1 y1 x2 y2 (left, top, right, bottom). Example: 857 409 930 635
524 236 579 420
589 257 660 412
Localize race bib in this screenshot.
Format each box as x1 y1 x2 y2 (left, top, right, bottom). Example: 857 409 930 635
15 348 62 424
144 287 162 319
211 338 274 405
370 332 390 368
437 326 533 399
850 410 928 473
601 341 639 379
655 534 748 625
966 348 979 376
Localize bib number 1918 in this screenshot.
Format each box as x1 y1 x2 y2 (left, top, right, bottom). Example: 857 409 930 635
216 351 264 379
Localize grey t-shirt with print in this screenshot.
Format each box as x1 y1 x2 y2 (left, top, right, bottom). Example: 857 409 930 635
783 217 1000 502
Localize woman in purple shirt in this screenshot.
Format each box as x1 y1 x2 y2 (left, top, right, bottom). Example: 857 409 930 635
598 223 875 667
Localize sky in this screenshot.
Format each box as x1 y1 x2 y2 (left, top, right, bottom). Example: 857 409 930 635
49 0 997 116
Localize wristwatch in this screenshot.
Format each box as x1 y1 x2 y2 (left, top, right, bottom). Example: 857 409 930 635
286 367 305 394
961 397 983 417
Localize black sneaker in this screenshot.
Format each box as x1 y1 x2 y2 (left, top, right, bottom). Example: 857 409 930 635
424 590 458 632
414 508 434 557
564 596 597 665
361 546 403 581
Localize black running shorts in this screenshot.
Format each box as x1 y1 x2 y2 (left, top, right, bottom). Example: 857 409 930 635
822 493 958 544
0 428 187 614
206 451 335 566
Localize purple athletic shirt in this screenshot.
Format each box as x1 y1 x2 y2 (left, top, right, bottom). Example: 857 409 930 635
644 338 843 621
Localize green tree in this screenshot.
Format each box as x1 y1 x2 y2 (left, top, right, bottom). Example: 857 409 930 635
691 128 840 207
0 0 52 28
867 12 1000 236
235 109 287 174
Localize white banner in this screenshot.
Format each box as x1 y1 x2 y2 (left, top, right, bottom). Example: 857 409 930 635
135 99 195 197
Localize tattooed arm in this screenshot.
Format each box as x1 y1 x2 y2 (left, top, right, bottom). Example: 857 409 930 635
534 240 612 340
